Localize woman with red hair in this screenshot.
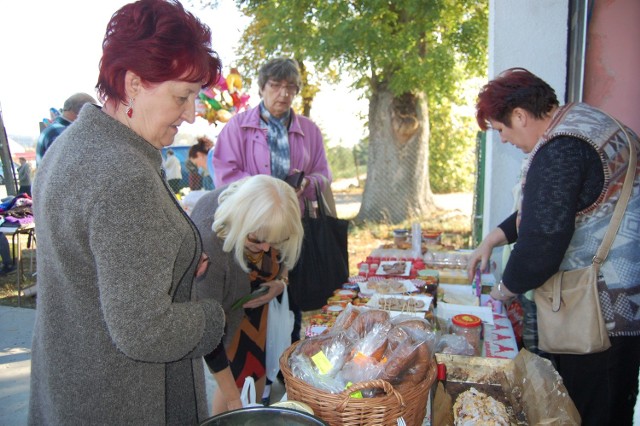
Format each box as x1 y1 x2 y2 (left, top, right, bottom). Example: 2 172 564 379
29 1 226 424
468 68 640 425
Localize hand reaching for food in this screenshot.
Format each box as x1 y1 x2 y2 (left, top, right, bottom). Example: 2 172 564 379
242 280 285 309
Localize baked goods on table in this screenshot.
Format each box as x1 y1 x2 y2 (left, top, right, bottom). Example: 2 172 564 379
288 305 436 395
378 296 426 310
452 387 510 426
366 279 407 294
381 261 407 275
352 296 370 306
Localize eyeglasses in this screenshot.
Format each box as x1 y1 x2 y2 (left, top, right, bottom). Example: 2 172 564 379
266 81 299 95
247 235 268 245
247 234 290 246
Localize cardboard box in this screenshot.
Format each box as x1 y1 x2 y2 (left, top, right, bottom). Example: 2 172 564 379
432 351 580 425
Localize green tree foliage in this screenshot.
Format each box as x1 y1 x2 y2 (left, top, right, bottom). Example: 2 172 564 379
325 139 369 181
326 145 357 180
225 0 487 221
229 0 486 113
429 77 485 193
429 100 476 193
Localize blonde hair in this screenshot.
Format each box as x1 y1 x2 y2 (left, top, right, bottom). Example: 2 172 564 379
213 175 303 272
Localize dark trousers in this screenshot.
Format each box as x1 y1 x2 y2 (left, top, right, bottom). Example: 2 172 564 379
168 179 181 194
288 287 302 343
19 185 31 197
552 335 640 426
0 234 11 267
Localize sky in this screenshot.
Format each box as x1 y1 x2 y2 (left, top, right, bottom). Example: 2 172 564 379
0 0 367 147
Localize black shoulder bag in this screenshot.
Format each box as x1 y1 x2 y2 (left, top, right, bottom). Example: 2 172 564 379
289 183 349 311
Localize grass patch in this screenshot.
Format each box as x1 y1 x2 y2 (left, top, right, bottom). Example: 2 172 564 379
345 219 471 276
337 186 473 275
0 238 37 308
0 254 37 309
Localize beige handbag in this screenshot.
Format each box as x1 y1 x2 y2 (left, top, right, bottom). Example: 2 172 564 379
534 118 637 354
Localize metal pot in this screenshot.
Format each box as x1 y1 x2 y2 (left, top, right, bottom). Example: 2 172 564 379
200 406 328 426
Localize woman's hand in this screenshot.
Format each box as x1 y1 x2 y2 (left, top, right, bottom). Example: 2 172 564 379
212 366 243 414
295 176 309 197
242 279 286 309
195 253 210 278
466 242 493 282
466 227 508 282
226 397 243 411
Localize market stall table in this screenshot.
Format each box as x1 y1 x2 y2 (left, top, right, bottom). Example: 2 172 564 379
289 235 563 424
0 222 36 307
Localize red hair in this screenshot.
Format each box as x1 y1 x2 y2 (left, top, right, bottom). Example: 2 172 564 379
96 0 221 105
475 68 558 130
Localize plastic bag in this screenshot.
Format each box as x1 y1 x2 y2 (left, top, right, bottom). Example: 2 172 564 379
289 352 347 394
265 287 294 382
435 334 475 356
240 376 263 408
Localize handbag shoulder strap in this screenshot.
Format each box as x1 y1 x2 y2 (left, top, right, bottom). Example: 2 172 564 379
301 181 326 219
313 181 328 219
304 178 334 219
317 175 337 218
594 115 637 265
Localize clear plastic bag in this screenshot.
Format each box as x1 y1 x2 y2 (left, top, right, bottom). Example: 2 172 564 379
265 288 294 382
240 376 264 408
435 333 475 356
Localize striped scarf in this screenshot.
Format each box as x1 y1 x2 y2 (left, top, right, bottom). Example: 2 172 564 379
260 101 291 179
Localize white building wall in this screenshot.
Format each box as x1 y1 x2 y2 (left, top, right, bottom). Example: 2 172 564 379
483 0 569 270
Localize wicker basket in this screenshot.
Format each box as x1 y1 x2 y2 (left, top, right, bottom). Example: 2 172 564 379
279 341 436 426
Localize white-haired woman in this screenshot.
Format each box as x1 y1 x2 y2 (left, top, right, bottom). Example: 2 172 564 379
192 174 303 414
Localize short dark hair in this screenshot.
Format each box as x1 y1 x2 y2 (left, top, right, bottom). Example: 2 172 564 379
188 136 213 159
63 93 97 114
476 67 559 130
97 0 221 106
257 58 301 93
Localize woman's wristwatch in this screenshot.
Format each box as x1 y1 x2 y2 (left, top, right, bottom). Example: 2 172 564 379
496 280 513 300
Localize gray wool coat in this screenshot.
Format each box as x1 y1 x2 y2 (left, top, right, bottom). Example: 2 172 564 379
29 105 226 425
191 189 253 352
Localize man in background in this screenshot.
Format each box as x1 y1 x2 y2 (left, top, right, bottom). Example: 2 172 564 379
36 92 97 166
163 149 182 194
17 157 32 196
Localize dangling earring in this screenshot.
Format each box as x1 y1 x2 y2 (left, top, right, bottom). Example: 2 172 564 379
126 98 134 118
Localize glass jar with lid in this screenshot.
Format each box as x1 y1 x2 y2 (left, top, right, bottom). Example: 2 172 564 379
392 229 409 245
451 314 482 356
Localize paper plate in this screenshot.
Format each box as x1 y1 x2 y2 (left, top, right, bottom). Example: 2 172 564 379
375 260 412 276
359 279 418 295
366 294 433 312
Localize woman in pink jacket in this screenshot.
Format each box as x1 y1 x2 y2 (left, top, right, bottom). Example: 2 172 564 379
212 58 332 404
212 58 332 213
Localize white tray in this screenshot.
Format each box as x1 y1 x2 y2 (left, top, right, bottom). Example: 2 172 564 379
436 302 494 325
359 279 418 296
375 260 412 276
366 294 433 312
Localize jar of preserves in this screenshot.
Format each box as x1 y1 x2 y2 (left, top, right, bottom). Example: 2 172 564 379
393 229 409 246
451 314 482 356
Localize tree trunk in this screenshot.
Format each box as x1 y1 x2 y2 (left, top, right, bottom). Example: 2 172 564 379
356 88 435 224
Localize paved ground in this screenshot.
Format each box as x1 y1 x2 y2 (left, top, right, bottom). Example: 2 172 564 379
0 306 34 426
0 305 284 425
